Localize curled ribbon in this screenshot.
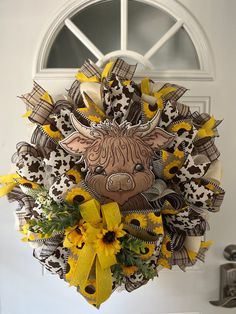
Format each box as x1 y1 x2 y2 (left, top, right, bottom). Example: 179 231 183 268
66 199 123 306
0 173 20 197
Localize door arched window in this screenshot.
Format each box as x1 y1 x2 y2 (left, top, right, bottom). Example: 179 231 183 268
34 0 214 81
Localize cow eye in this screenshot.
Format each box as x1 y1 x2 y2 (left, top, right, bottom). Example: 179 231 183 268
134 163 144 172
94 166 105 174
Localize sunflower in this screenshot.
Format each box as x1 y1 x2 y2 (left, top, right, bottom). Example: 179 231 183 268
66 169 81 183
140 243 155 260
94 224 126 256
65 255 77 283
173 147 185 159
42 124 62 139
80 279 97 300
64 223 86 252
16 178 40 189
170 121 192 136
122 265 138 276
153 225 164 235
163 160 183 180
148 211 162 224
65 187 92 205
161 236 172 258
158 258 171 269
21 223 49 241
124 213 148 229
205 182 215 191
143 101 158 119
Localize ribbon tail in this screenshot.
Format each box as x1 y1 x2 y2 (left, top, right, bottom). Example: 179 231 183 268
97 251 117 269
95 258 113 306
0 183 16 197
69 245 96 287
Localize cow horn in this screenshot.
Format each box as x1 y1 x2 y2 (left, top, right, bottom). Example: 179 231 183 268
70 113 95 139
136 109 162 137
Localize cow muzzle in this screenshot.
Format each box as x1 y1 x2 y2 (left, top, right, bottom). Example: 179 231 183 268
106 173 135 192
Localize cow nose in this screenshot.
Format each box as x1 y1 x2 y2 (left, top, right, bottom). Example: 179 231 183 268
106 173 135 192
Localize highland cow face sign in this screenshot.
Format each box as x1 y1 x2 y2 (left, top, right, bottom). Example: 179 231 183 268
60 111 174 205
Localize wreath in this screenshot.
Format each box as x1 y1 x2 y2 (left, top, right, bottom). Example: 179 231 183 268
0 58 225 307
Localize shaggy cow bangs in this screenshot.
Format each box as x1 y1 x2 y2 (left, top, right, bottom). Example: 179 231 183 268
84 125 153 168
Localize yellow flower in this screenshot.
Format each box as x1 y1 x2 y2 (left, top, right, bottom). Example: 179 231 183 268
170 121 192 135
21 223 49 241
148 212 162 224
173 148 185 159
80 279 97 299
143 102 158 119
122 265 138 276
64 223 86 252
65 255 77 282
158 258 171 269
124 213 148 229
205 182 215 191
161 236 172 258
66 169 81 183
17 178 40 189
65 187 92 205
163 160 183 180
153 225 164 235
94 224 126 256
22 223 29 234
42 124 62 139
140 243 155 260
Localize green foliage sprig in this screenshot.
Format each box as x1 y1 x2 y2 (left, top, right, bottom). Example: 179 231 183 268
112 235 156 284
27 189 81 236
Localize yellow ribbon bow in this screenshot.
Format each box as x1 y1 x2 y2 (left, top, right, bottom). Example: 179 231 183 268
65 199 125 307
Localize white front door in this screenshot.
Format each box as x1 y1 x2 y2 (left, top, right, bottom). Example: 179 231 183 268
0 1 235 313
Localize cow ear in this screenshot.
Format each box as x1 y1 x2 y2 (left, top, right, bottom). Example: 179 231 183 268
59 131 93 155
142 128 175 150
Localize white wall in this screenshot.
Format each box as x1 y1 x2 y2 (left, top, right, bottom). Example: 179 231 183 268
0 1 236 314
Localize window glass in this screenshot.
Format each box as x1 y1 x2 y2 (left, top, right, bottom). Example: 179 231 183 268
46 0 200 70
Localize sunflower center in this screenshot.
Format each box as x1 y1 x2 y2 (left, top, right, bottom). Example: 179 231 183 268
103 231 116 244
75 227 82 235
130 219 140 226
148 103 158 112
50 124 58 132
73 195 85 204
177 128 187 136
141 247 150 255
85 284 96 295
68 174 76 182
169 166 179 174
22 182 33 188
166 241 172 251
